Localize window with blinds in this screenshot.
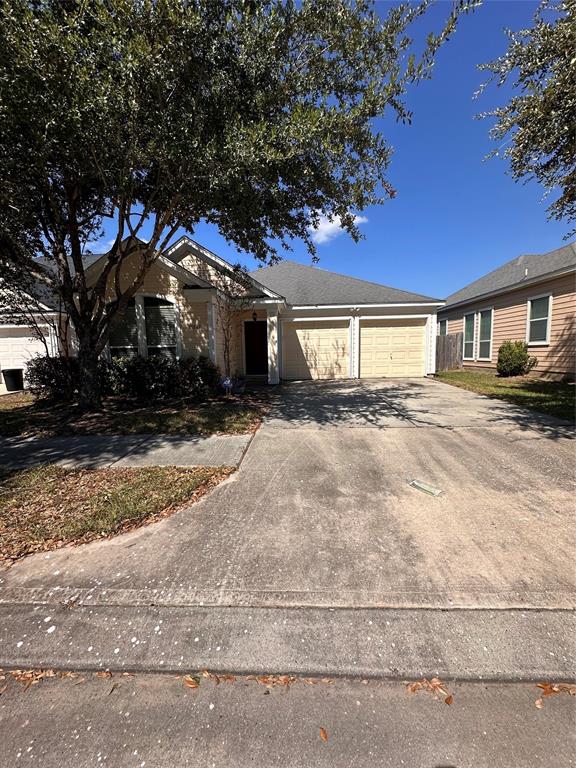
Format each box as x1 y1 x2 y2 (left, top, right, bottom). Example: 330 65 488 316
527 296 551 344
107 296 177 358
108 299 139 358
144 297 177 358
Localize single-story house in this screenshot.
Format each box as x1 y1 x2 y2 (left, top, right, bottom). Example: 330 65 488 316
437 243 576 378
0 236 443 392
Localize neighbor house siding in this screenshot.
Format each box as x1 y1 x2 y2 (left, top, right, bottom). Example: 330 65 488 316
439 272 575 377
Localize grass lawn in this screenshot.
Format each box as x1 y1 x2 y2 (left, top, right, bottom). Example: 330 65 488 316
0 465 232 563
436 370 575 423
0 390 269 438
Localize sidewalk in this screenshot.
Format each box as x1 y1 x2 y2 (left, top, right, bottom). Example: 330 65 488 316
0 673 573 768
0 432 252 469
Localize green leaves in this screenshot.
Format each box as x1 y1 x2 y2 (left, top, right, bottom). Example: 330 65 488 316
478 0 575 235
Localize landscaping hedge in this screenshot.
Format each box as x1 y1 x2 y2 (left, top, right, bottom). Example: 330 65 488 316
26 354 220 403
496 340 537 377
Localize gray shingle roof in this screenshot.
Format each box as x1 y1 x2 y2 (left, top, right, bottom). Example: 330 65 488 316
250 260 441 306
445 242 576 308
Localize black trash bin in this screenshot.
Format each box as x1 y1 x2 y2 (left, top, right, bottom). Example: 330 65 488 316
2 368 24 392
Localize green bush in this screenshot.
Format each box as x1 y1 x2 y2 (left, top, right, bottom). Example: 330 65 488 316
28 354 221 403
102 354 221 401
496 341 538 377
26 355 80 401
113 355 182 401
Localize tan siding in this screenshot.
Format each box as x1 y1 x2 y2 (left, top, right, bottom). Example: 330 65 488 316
282 321 349 380
439 273 576 376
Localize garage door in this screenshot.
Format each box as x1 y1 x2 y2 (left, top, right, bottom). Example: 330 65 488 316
282 321 350 380
360 319 425 378
0 327 47 379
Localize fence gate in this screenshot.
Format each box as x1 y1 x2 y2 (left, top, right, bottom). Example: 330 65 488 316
436 332 463 371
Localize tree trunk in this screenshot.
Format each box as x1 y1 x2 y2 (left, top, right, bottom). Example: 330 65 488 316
77 337 102 411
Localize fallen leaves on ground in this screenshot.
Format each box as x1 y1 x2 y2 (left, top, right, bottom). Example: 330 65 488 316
406 677 454 704
319 727 328 743
183 675 200 689
247 674 297 689
0 465 233 564
535 682 576 708
10 669 57 690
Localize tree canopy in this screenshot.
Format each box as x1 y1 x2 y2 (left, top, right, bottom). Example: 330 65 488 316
478 0 576 234
0 0 472 406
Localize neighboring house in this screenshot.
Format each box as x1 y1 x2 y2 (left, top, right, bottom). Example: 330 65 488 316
437 243 576 379
0 236 443 392
0 281 62 394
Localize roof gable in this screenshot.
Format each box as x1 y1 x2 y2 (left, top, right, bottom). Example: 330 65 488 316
250 260 442 306
445 243 576 308
166 237 283 299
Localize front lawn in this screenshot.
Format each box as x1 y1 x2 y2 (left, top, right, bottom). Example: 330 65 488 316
0 465 232 564
436 370 575 423
0 390 269 438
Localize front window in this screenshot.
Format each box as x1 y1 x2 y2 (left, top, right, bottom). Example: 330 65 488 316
108 296 177 358
438 319 447 336
463 314 475 359
477 309 493 360
108 299 138 358
527 296 551 344
144 297 177 357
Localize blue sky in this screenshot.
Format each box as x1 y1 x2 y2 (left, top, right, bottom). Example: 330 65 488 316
95 1 568 299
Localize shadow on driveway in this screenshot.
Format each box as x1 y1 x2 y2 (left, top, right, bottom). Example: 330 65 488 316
264 378 574 440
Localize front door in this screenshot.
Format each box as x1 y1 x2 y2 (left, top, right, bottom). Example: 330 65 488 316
244 320 268 376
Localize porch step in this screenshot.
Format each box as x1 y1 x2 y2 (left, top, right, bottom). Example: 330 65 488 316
0 602 573 681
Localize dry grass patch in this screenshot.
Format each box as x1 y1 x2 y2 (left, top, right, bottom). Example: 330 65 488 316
0 465 232 564
0 390 269 438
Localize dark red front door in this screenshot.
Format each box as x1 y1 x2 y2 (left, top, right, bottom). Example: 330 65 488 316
244 321 268 376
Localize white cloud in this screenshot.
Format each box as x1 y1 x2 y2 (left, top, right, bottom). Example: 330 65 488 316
88 237 116 253
309 213 368 245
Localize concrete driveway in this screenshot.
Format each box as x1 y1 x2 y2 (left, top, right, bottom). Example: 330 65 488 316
1 378 574 677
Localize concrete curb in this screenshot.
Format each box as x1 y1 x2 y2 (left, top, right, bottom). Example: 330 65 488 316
1 604 574 682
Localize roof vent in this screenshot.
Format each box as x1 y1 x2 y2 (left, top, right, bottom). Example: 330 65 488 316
525 267 528 278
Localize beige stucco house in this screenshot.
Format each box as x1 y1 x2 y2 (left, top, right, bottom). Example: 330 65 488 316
437 243 576 379
0 236 443 392
98 236 444 384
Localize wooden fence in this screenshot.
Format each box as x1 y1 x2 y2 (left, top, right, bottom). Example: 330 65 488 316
436 332 463 371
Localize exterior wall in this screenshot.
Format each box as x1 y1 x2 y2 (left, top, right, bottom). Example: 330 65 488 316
99 252 211 360
438 273 575 377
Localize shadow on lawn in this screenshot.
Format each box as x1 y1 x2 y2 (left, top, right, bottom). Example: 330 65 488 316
0 390 269 439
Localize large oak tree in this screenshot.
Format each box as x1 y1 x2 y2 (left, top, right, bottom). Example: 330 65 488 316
0 0 471 408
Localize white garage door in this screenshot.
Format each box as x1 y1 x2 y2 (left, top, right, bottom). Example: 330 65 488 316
0 327 47 380
360 319 425 378
282 321 350 380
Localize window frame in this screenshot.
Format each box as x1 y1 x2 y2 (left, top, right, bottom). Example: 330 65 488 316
438 318 447 336
476 307 494 362
526 293 552 347
463 313 475 360
107 293 181 359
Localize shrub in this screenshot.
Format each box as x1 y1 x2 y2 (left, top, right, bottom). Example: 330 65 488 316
115 355 182 401
496 341 538 377
26 355 80 401
196 355 220 393
28 353 221 404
